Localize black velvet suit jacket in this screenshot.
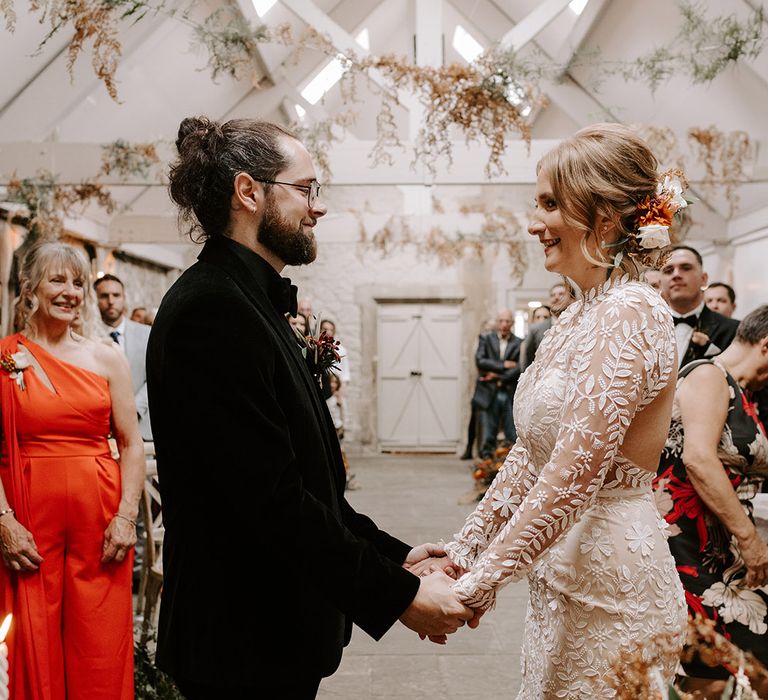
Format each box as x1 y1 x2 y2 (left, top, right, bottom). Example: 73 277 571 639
679 304 740 367
471 331 521 410
146 237 419 687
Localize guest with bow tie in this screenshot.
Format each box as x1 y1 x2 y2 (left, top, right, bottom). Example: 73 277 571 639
659 246 739 368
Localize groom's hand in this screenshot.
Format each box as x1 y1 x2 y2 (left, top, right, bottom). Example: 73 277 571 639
398 571 474 637
403 542 445 569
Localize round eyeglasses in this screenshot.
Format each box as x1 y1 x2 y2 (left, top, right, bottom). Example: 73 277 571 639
260 179 321 208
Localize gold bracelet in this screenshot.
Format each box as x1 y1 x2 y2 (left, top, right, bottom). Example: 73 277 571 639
114 513 137 527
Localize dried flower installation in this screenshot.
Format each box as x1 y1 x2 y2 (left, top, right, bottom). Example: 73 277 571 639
688 127 755 218
100 139 161 179
6 170 116 240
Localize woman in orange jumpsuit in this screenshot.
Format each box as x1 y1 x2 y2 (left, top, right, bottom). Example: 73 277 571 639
0 241 145 699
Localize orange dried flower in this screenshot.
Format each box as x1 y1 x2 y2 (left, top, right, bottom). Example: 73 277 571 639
636 195 675 227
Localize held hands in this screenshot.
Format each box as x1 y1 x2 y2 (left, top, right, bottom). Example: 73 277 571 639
101 514 137 564
399 570 475 638
0 515 43 571
408 555 464 579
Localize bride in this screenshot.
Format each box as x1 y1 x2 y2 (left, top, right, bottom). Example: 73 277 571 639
429 124 688 697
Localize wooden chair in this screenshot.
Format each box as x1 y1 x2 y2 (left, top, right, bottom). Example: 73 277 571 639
137 442 164 642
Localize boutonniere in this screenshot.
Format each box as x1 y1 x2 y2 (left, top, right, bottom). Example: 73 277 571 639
0 351 31 391
304 331 341 389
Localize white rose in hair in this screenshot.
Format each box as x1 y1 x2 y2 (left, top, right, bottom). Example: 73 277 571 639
657 175 688 212
637 224 670 249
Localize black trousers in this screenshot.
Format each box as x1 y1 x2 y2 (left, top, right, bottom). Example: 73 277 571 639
176 675 322 700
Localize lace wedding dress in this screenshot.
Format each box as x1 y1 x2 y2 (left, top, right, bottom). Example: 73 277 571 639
446 278 687 699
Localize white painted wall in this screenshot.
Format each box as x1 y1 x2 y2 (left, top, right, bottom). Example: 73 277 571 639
285 209 562 449
732 235 768 317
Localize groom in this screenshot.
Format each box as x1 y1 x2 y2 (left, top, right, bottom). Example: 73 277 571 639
146 118 473 699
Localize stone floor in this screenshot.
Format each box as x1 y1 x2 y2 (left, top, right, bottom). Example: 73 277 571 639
317 453 527 699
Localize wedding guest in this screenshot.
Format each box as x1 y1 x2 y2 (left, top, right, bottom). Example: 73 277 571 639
320 318 350 384
148 116 472 699
130 306 148 323
460 319 497 461
530 305 551 324
655 305 768 697
519 282 571 370
704 282 737 318
0 241 144 699
298 296 313 318
325 373 358 490
643 268 663 291
419 123 688 695
95 274 153 440
473 309 521 459
659 246 739 368
289 312 309 336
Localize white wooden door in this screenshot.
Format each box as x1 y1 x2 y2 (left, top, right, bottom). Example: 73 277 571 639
377 303 462 450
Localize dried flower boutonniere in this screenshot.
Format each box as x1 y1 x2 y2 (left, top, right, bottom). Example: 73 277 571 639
0 351 31 391
304 330 341 388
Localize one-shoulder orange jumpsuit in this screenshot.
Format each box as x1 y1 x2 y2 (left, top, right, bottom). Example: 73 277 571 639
0 334 134 699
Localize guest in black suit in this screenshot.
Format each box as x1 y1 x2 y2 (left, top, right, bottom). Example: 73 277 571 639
147 117 473 699
520 282 570 371
472 309 522 459
660 246 739 368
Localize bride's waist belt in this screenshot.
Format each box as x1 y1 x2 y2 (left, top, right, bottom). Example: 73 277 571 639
596 485 652 499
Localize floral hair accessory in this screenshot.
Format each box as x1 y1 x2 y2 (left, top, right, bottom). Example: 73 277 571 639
634 169 690 250
0 351 31 391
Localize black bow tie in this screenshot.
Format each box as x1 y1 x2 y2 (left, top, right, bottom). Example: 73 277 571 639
271 277 298 317
674 314 698 328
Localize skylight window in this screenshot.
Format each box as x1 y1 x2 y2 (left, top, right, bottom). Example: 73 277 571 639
452 25 484 63
301 56 348 105
355 28 370 50
569 0 588 15
252 0 277 17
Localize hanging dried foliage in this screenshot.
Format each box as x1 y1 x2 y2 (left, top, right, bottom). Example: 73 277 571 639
290 111 357 183
5 170 116 239
633 125 686 171
100 139 161 179
631 124 755 218
356 201 527 276
269 24 542 176
358 53 542 177
601 2 765 93
1 0 15 30
191 6 270 82
688 126 754 218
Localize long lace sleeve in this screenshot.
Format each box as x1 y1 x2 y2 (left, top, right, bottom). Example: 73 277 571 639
445 443 537 570
453 286 675 609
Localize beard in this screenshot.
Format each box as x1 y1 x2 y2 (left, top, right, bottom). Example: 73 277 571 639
257 196 317 266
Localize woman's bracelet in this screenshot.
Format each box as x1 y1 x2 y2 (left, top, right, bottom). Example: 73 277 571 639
0 508 14 519
114 513 137 527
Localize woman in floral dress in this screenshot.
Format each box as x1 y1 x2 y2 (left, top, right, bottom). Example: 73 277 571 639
655 304 768 697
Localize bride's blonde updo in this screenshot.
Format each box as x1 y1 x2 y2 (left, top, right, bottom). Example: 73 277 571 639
537 122 676 278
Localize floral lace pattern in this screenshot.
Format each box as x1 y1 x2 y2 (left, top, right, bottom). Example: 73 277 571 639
445 277 687 697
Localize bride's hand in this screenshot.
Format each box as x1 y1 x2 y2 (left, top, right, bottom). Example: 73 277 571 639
408 555 462 578
426 556 465 579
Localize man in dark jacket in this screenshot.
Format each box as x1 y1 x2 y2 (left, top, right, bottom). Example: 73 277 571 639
660 246 739 367
147 117 472 699
472 309 522 459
